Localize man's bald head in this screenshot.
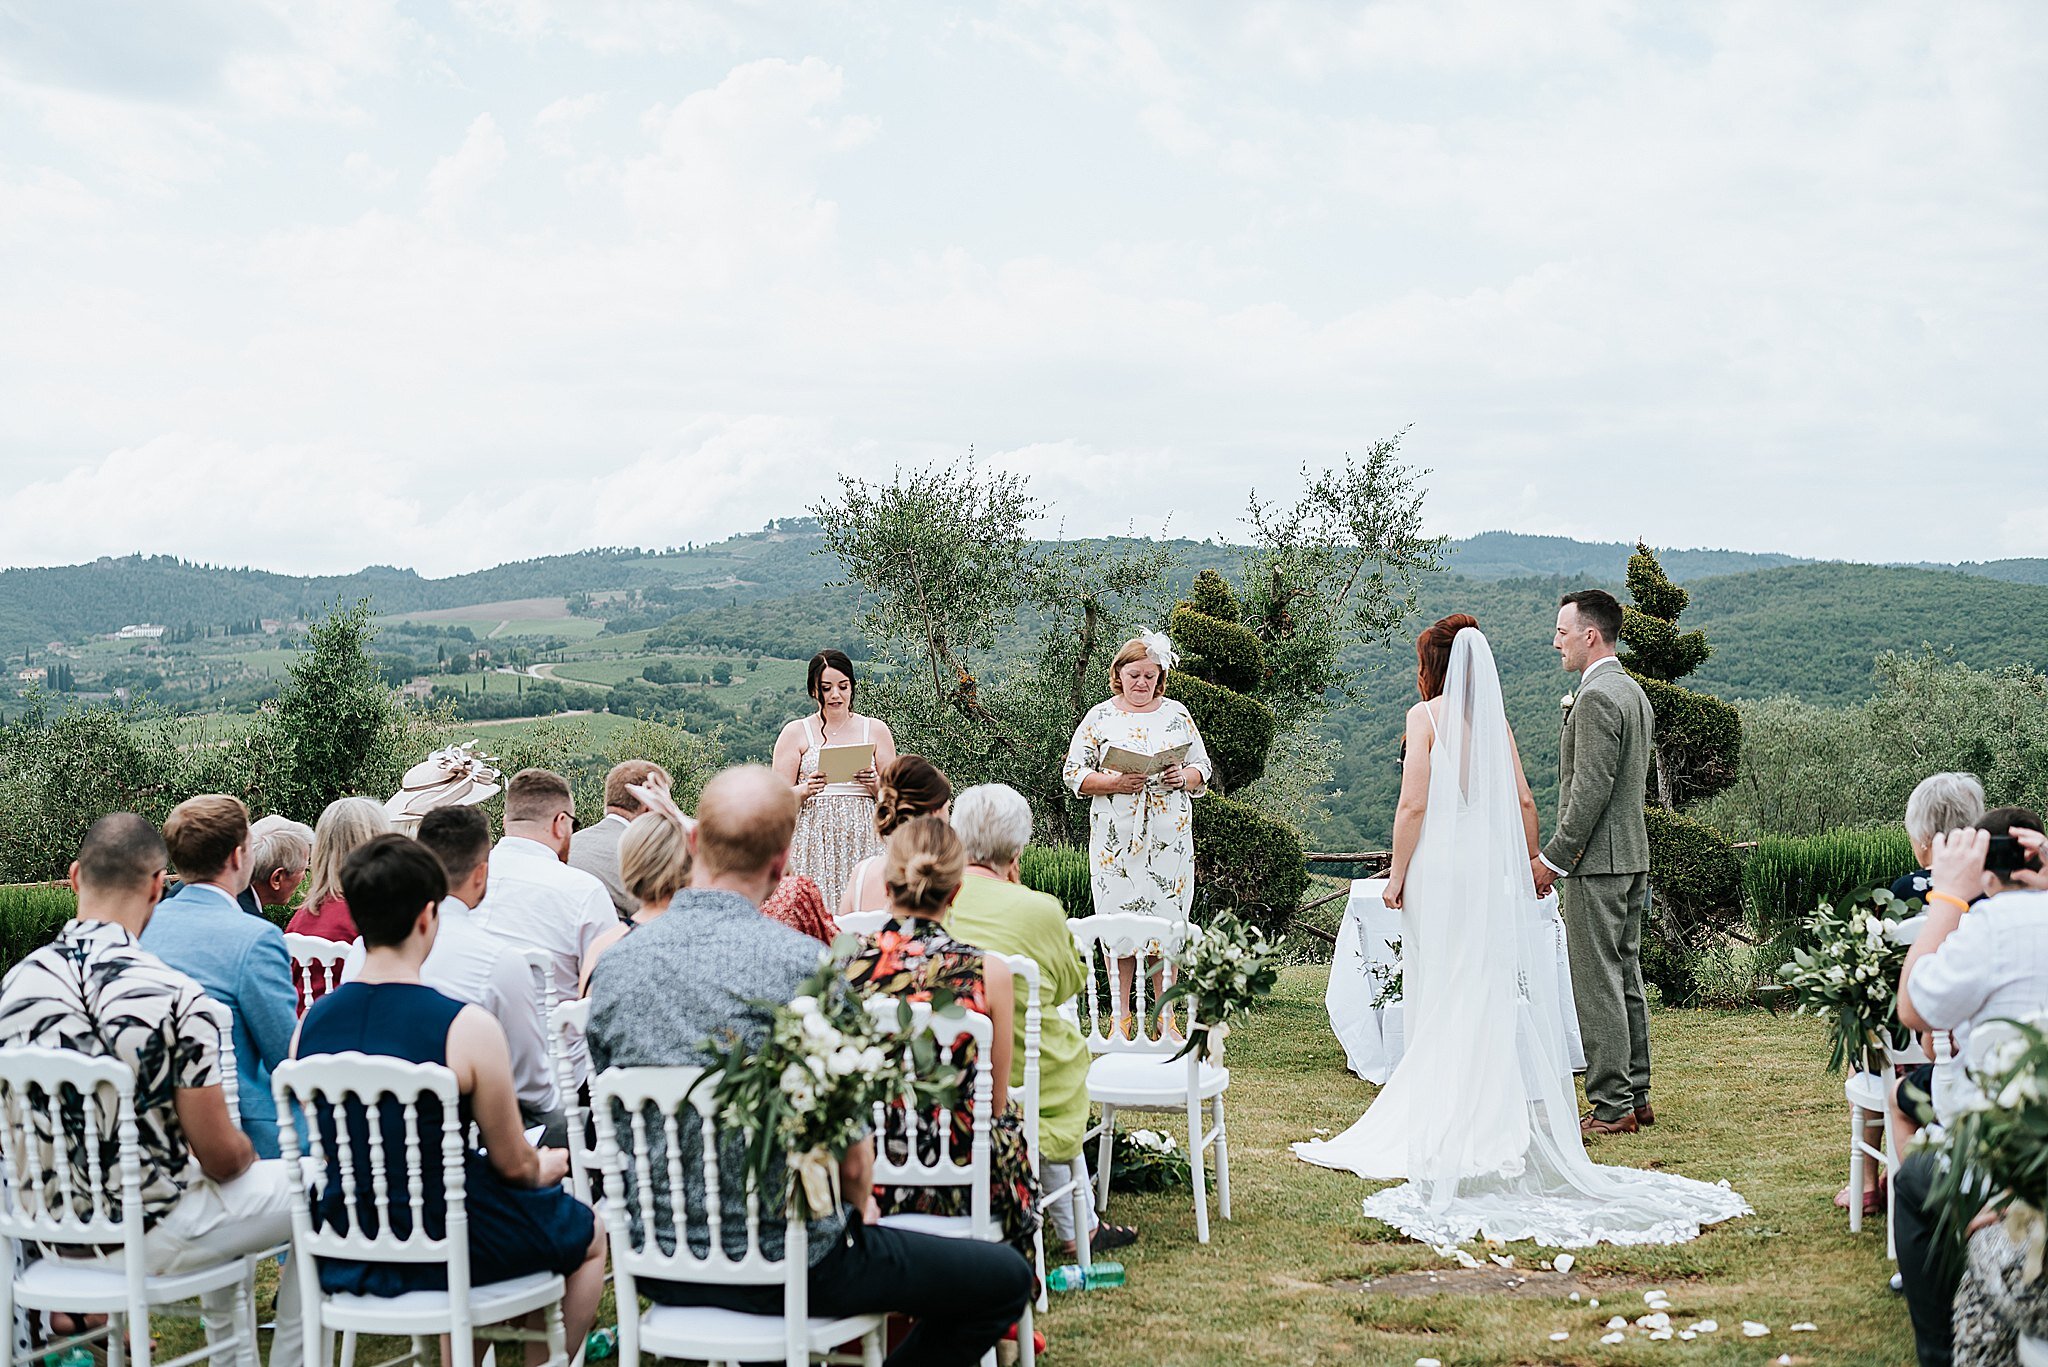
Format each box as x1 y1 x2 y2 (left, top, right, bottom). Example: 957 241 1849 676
692 765 798 880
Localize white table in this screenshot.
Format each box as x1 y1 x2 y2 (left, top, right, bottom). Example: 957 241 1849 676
1327 879 1406 1083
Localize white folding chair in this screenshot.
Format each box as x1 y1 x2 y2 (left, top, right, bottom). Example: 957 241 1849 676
865 999 1031 1366
273 1053 570 1367
0 1048 264 1367
589 1065 885 1367
833 911 890 937
1071 913 1232 1244
2020 1335 2048 1366
549 999 597 1205
994 954 1088 1320
284 935 351 1017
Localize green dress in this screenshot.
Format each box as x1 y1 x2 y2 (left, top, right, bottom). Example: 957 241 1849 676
945 875 1092 1164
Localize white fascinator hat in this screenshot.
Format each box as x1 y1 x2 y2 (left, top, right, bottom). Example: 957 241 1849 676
384 740 503 833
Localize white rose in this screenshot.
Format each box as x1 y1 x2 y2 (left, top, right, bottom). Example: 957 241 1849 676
827 1046 862 1077
861 1046 887 1071
789 994 819 1017
779 1064 809 1096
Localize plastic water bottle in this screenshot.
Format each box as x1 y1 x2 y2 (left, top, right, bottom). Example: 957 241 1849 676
1047 1260 1125 1292
1046 1263 1085 1292
47 1349 94 1367
1083 1261 1126 1290
584 1326 618 1360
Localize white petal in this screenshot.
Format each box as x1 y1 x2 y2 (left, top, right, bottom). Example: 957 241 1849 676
1569 1293 1582 1303
1743 1322 1771 1337
1553 1253 1575 1275
1606 1317 1628 1329
1549 1332 1569 1342
1790 1322 1818 1332
1601 1332 1626 1345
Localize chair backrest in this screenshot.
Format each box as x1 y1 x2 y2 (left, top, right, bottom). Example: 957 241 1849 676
0 1047 144 1255
992 953 1042 1153
834 910 890 937
865 999 995 1238
590 1063 814 1365
518 946 561 1023
1068 912 1192 1057
285 933 352 1016
191 996 239 1115
271 1053 470 1281
550 997 595 1202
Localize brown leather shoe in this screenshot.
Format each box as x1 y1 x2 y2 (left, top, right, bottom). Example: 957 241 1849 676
1636 1104 1656 1127
1581 1111 1640 1136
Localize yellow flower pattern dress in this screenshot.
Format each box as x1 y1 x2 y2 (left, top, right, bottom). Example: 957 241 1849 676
1063 697 1212 924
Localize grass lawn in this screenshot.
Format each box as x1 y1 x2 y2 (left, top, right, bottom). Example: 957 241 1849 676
449 710 644 748
153 966 1912 1366
551 654 807 702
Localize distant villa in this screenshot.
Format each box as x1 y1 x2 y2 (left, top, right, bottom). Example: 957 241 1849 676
114 624 165 639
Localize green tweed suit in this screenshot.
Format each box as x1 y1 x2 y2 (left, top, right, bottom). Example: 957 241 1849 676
1541 657 1655 1122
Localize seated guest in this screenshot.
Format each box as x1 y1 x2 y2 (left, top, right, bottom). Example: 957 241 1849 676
1 815 302 1367
944 783 1137 1255
1894 813 2048 1366
570 759 671 919
474 769 616 1092
342 804 564 1146
287 796 393 941
293 835 606 1346
1892 771 1988 904
142 794 297 1158
245 814 314 914
843 817 1042 1253
839 755 953 918
580 779 693 992
761 871 836 943
587 765 1032 1367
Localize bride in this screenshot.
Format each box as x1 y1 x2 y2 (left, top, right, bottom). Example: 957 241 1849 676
1293 619 1749 1248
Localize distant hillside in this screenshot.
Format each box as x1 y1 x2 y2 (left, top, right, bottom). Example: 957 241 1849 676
1446 531 1808 582
1910 558 2048 586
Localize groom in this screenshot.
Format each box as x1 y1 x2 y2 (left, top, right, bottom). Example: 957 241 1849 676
1530 589 1657 1137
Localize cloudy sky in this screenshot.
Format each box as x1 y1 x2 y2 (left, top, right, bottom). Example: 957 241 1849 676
3 1 2043 577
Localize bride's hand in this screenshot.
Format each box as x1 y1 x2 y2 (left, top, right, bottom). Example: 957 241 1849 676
1381 875 1403 911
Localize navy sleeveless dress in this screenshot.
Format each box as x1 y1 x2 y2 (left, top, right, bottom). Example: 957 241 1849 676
297 981 594 1295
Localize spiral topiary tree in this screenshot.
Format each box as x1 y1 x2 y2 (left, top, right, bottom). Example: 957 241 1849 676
1165 569 1306 937
1620 543 1744 1002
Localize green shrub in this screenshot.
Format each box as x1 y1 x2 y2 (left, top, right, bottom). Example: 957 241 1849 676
1168 604 1264 695
1163 672 1275 791
1644 806 1745 1004
1019 844 1093 919
1193 795 1306 940
1744 827 1916 959
0 884 77 977
1637 674 1743 808
1183 568 1241 625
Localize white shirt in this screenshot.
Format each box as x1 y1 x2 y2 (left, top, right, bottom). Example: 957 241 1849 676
1907 888 2048 1121
341 895 559 1114
473 836 615 1084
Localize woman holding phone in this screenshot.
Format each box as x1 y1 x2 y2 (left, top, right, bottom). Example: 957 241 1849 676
773 648 898 908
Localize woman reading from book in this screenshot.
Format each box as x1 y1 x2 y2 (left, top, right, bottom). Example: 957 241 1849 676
772 648 898 908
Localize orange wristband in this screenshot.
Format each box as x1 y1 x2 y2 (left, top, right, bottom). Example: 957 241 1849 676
1927 891 1971 913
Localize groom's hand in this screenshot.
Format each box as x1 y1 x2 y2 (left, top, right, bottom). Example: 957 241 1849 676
1530 856 1557 897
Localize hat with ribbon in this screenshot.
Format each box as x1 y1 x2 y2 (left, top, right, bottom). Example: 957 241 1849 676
626 778 695 833
384 740 503 832
1137 628 1179 675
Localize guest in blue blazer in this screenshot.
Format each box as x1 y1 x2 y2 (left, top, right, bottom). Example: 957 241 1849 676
141 794 298 1158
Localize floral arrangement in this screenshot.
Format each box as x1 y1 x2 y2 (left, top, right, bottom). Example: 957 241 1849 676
695 954 963 1220
1157 912 1280 1062
1931 1013 2048 1268
1109 1125 1195 1193
1776 886 1911 1073
1366 933 1403 1009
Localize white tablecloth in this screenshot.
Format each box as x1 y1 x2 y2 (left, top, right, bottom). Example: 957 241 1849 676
1325 877 1587 1084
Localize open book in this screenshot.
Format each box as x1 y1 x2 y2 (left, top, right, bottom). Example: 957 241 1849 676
819 742 876 784
1100 741 1192 777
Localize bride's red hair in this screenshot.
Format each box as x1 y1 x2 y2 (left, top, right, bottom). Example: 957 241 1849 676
1416 614 1478 701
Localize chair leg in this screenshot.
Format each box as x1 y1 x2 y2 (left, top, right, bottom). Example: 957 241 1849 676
1847 1102 1866 1234
861 1326 884 1367
1212 1094 1232 1222
409 1336 431 1367
338 1327 358 1367
545 1302 568 1367
1016 1303 1035 1367
109 1312 127 1367
1095 1105 1116 1214
1189 1096 1210 1245
228 1269 257 1367
1073 1179 1093 1273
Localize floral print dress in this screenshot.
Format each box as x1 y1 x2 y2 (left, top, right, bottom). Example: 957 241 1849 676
843 918 1042 1253
1064 697 1213 923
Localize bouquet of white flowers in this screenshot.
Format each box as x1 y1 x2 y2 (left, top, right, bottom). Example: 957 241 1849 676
1776 887 1911 1074
1157 912 1280 1063
1366 933 1403 1010
1109 1125 1195 1193
695 955 964 1220
1932 1013 2048 1269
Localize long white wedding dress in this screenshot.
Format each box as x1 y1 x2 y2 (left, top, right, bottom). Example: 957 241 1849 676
1293 628 1750 1248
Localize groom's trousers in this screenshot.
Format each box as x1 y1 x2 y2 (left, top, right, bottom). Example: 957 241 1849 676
1562 871 1652 1122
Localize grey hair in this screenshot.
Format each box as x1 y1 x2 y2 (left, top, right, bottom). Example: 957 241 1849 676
1905 772 1986 847
951 784 1033 867
247 815 314 883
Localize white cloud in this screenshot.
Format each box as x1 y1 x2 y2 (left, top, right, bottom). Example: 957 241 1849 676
422 113 509 221
532 92 606 157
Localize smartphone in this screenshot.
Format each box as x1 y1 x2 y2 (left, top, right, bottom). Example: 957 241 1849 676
1986 834 2043 875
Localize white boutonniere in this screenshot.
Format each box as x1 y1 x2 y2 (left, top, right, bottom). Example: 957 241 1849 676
1560 691 1575 717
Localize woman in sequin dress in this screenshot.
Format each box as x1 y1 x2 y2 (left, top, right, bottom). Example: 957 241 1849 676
773 648 897 909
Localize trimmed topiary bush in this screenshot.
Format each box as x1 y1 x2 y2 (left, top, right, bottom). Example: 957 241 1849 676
1636 675 1743 809
1643 807 1745 1004
1168 603 1264 695
1193 795 1307 941
1163 672 1275 791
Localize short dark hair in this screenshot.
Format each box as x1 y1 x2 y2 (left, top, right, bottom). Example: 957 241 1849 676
416 805 492 885
503 768 573 826
162 794 250 879
77 813 168 895
1980 807 2046 839
340 835 448 949
1560 589 1624 644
